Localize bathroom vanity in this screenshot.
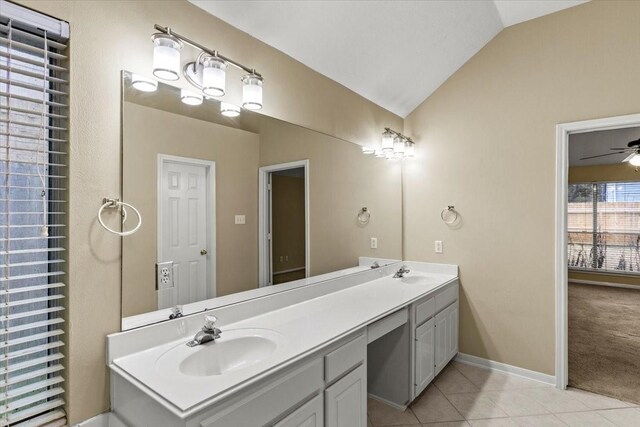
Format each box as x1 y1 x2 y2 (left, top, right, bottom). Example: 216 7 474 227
108 261 458 426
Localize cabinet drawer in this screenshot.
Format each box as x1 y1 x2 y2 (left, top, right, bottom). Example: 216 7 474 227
273 393 323 427
435 283 458 313
414 296 435 326
325 333 366 384
368 308 408 344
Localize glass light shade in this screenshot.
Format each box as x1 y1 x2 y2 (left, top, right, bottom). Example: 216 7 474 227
374 149 386 158
220 102 241 117
393 137 406 155
152 34 182 81
362 146 376 154
202 56 226 97
629 153 640 166
405 142 415 157
242 74 263 110
381 131 394 152
181 89 203 106
131 74 157 92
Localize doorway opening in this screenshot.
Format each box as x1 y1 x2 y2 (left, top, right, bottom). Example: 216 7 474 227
157 154 216 309
259 160 310 287
555 114 640 401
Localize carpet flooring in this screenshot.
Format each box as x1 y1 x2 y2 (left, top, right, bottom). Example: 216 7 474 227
568 282 640 405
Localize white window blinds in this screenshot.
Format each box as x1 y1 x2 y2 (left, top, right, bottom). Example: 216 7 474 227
568 182 640 274
1 2 68 426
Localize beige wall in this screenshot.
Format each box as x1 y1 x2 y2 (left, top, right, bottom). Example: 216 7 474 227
403 0 640 375
568 163 640 287
272 175 306 273
260 118 403 274
13 0 402 422
122 102 260 317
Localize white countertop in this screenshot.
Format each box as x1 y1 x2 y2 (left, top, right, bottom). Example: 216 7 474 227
112 266 457 416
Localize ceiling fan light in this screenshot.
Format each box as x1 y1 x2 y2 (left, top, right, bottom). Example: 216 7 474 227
629 153 640 167
152 33 182 81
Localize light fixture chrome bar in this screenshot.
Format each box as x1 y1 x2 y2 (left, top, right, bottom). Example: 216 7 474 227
154 24 262 78
384 127 412 142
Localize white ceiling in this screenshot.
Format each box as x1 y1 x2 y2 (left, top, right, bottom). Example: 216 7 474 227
190 1 587 117
569 127 640 167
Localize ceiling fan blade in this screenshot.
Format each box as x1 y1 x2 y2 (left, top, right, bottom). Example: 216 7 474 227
579 151 626 160
609 147 633 150
627 138 640 147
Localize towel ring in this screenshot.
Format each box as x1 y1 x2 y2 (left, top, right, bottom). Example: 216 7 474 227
441 205 458 224
98 198 142 236
357 207 371 225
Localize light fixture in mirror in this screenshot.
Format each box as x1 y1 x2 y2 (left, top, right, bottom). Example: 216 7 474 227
405 140 415 157
202 56 226 97
220 102 241 117
181 89 203 106
381 129 395 153
131 74 158 92
151 33 182 81
393 137 405 155
242 74 263 110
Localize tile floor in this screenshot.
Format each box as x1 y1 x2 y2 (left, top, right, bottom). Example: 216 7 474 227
367 361 640 427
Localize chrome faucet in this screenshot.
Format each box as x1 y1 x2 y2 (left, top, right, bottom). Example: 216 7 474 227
393 265 411 278
169 305 183 320
186 314 221 347
371 261 380 269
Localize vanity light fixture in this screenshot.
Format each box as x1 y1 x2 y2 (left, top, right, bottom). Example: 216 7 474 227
152 24 264 110
131 74 158 92
181 89 203 106
220 102 241 117
365 128 415 159
152 33 183 81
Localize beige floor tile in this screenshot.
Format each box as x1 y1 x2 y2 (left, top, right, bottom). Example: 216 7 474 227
517 387 590 413
565 387 633 410
555 411 616 426
468 418 518 426
447 392 510 420
511 414 566 426
482 391 549 417
423 422 471 427
367 398 420 426
453 363 547 392
596 408 640 427
435 365 481 395
410 385 465 424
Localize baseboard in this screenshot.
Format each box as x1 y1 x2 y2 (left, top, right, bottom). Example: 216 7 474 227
454 352 556 386
367 393 408 411
569 279 639 290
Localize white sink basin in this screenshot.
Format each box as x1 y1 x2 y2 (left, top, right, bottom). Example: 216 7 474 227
156 328 285 377
400 275 439 285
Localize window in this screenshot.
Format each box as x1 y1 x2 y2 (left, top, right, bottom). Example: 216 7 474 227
1 2 68 426
568 181 640 274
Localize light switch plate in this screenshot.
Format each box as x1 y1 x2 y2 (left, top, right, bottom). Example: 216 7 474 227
435 240 443 254
370 237 378 249
156 261 174 290
235 215 246 225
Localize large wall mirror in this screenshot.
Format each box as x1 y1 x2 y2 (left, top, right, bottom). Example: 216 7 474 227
120 70 403 330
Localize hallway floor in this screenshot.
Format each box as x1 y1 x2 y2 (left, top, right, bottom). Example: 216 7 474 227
367 361 640 427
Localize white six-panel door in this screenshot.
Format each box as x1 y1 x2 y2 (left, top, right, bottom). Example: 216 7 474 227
158 157 212 309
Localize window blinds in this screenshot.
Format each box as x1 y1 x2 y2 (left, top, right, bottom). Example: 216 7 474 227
568 182 640 274
1 3 68 426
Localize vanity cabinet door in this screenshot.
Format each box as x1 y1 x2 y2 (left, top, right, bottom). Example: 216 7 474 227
414 317 435 396
325 364 366 427
274 394 323 427
434 301 458 376
446 301 459 362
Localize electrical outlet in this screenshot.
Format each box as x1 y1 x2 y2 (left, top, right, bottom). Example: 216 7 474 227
370 237 378 249
156 261 174 290
279 256 284 262
435 240 443 254
285 255 289 262
235 215 246 225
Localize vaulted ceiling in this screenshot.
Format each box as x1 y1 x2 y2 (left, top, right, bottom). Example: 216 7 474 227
190 1 588 118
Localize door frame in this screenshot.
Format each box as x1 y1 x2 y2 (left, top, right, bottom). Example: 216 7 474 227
258 159 310 287
157 154 217 299
554 113 640 389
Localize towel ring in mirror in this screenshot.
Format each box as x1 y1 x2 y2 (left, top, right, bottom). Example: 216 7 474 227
441 205 458 224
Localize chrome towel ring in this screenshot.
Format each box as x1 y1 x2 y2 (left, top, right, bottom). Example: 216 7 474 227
98 197 142 236
441 205 458 224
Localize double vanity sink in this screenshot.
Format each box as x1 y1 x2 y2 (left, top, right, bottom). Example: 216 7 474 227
108 261 459 426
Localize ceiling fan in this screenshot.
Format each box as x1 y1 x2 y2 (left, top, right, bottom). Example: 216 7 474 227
579 137 640 166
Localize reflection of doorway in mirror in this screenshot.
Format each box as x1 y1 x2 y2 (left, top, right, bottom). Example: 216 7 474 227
157 155 216 309
259 161 310 287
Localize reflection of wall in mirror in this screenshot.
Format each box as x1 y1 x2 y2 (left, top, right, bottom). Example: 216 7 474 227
122 102 260 317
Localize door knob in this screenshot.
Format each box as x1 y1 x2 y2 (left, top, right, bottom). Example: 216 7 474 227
200 249 208 256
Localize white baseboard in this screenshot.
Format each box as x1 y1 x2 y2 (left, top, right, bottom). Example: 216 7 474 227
569 279 639 290
367 393 408 411
454 352 556 386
